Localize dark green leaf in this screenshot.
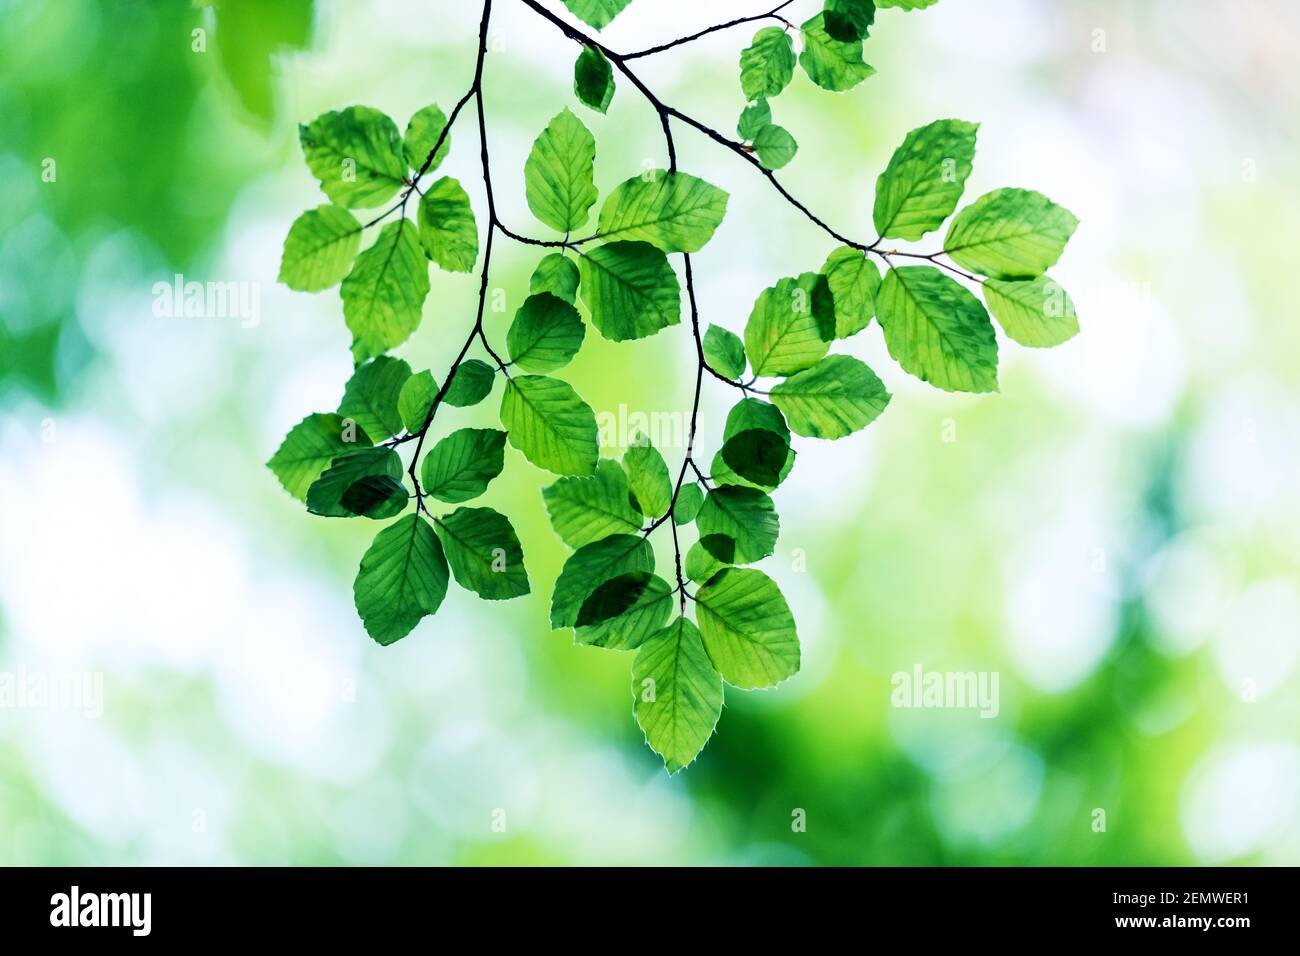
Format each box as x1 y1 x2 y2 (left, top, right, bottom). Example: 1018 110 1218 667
550 533 654 629
444 359 495 407
306 446 404 518
268 413 373 501
420 428 507 504
434 507 530 600
338 355 411 441
507 292 586 373
823 0 876 42
577 240 681 341
530 253 581 304
576 572 673 650
354 514 450 646
574 45 615 113
721 428 791 486
685 538 730 583
696 485 779 564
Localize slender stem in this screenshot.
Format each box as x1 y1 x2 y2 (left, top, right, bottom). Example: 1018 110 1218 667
622 1 798 60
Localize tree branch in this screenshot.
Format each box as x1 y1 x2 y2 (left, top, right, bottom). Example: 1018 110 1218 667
622 1 798 61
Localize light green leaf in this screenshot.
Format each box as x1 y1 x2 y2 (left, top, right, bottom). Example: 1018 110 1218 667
403 103 452 174
633 618 723 773
799 14 875 92
501 374 599 476
550 533 654 629
877 265 998 393
738 99 772 140
703 324 746 380
338 355 411 441
525 109 599 234
543 458 643 548
434 507 530 600
574 45 615 113
596 170 729 253
577 240 681 341
279 205 362 292
299 106 406 209
770 354 891 439
877 0 940 9
306 446 406 519
420 428 507 504
397 369 439 433
685 539 729 584
744 272 836 376
624 435 672 518
753 124 798 170
740 27 796 101
983 276 1079 348
444 359 496 407
944 188 1079 279
268 413 373 501
696 485 779 564
674 482 705 525
530 253 581 304
354 514 450 646
695 567 800 689
507 292 586 373
341 219 430 362
418 177 479 273
821 246 881 337
561 0 633 29
873 119 979 241
576 572 673 650
824 0 876 42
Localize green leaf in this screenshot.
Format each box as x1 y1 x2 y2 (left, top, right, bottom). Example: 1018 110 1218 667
738 99 772 141
703 324 746 380
753 124 798 170
561 0 633 29
418 177 479 273
877 0 940 9
501 374 599 476
268 413 373 502
983 276 1079 348
403 103 452 174
633 618 723 773
739 27 796 101
744 272 836 376
944 188 1079 279
354 514 450 646
306 446 405 518
696 485 779 564
799 14 875 92
444 359 496 407
420 428 507 504
624 435 672 518
530 253 581 304
524 109 599 234
507 292 586 373
341 219 430 362
712 398 795 490
574 45 615 113
685 539 729 584
821 246 881 337
279 205 362 292
577 241 681 341
596 170 729 254
877 265 998 393
674 482 705 525
338 355 411 441
397 369 439 433
695 567 800 689
770 354 891 439
873 119 979 241
543 458 644 548
434 507 530 600
550 533 654 629
576 572 673 650
299 106 406 209
824 0 876 42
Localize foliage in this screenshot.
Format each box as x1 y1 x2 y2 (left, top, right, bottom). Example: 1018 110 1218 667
268 0 1079 773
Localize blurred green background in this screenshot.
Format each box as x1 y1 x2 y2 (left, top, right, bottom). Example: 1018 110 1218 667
1 0 1297 865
